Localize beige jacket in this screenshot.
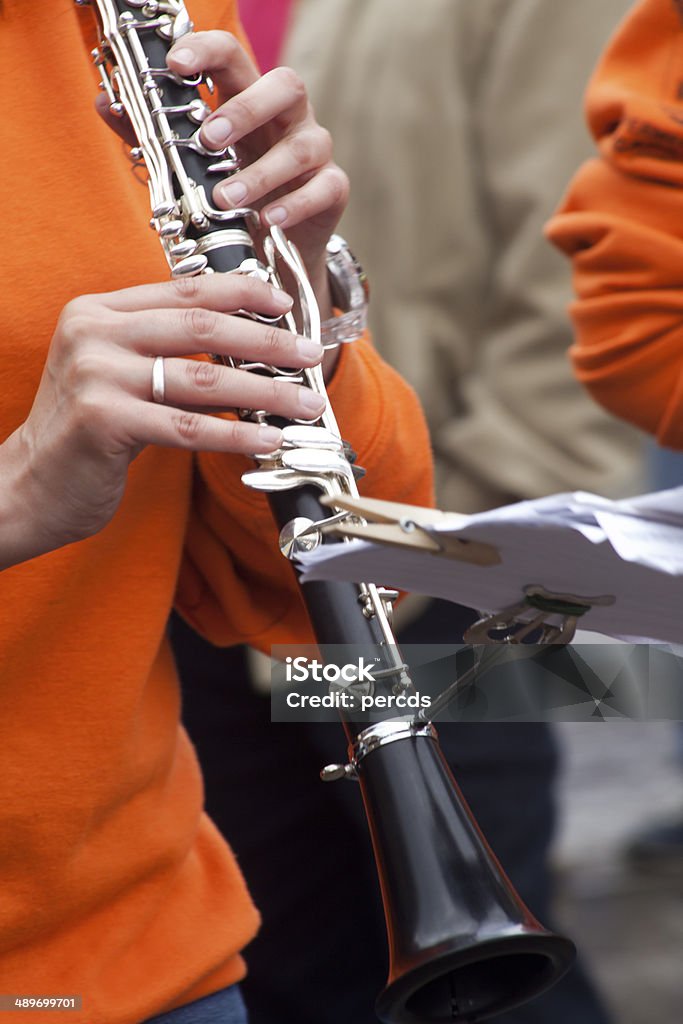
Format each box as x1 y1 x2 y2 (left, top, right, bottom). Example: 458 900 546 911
284 0 643 513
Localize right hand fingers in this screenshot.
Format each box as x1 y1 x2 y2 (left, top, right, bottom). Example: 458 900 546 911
64 274 323 366
135 356 327 422
48 273 328 458
125 403 288 456
107 306 324 366
95 272 291 316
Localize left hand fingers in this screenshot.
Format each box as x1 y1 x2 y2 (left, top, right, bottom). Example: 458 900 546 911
199 66 310 152
258 164 350 234
168 34 309 150
167 30 260 105
212 125 333 211
166 31 346 294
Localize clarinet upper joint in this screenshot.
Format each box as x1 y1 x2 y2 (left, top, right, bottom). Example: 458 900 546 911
81 0 252 277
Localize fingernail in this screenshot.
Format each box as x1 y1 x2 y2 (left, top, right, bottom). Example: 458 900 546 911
264 206 288 226
169 47 196 71
257 425 283 448
298 389 327 415
271 288 294 310
296 337 324 361
202 116 233 147
221 180 248 207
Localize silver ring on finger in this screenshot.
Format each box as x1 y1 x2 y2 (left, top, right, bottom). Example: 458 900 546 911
151 355 166 404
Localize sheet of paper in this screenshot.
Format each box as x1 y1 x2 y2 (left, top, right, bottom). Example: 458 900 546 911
298 488 683 644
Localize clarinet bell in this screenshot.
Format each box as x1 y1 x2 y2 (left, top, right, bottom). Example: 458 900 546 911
355 725 576 1023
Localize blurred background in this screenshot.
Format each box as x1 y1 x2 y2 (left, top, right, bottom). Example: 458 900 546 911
555 721 682 1024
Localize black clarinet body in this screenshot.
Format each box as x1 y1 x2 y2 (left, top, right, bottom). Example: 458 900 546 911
79 2 576 1020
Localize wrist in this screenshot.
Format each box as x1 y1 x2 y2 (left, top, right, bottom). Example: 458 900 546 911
0 430 53 570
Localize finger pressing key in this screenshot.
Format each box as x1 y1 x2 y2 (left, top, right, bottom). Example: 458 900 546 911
110 305 323 365
140 356 327 420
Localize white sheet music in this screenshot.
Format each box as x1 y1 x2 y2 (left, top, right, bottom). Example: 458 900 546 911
298 487 683 643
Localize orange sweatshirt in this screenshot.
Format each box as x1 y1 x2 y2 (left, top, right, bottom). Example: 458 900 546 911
0 3 433 1023
546 0 683 450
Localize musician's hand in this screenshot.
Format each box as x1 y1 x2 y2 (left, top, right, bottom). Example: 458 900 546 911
166 32 349 318
0 275 325 569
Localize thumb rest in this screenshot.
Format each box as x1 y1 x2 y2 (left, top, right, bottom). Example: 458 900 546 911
78 1 576 1020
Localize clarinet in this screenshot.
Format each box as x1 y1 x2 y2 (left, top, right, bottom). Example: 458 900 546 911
77 3 575 1020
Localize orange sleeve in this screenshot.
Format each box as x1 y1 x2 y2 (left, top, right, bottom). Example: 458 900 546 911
175 338 435 647
546 0 683 449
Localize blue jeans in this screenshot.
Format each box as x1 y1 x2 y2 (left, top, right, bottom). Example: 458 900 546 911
143 986 248 1024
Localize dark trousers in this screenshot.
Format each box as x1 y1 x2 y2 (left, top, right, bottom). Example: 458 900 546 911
172 600 611 1024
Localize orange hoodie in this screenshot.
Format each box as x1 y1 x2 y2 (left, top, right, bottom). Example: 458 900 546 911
0 3 433 1023
546 0 683 450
